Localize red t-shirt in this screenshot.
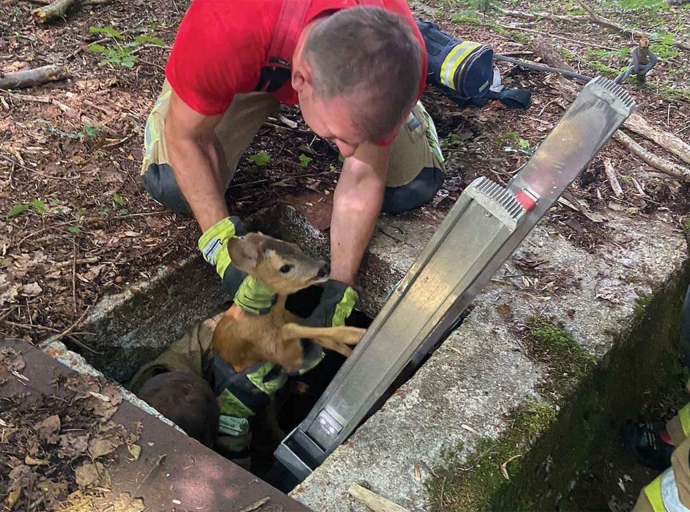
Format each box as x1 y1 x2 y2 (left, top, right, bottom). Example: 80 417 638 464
166 0 427 122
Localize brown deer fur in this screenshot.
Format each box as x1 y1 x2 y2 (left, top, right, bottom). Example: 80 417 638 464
212 233 365 374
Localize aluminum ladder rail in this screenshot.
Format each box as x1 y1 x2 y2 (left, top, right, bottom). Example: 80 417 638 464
275 76 637 482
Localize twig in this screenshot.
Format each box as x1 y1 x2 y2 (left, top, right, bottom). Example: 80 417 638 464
613 131 690 181
51 99 118 136
348 484 409 512
123 454 166 509
37 306 96 352
494 6 589 24
0 65 69 90
3 320 61 333
576 0 690 52
238 497 271 512
497 23 618 50
603 159 623 198
72 238 77 313
632 177 646 196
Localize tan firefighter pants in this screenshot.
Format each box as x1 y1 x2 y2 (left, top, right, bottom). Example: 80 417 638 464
141 81 445 215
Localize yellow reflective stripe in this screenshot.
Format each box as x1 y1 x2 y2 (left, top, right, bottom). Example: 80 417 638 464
678 403 690 438
440 41 481 91
247 363 288 396
218 388 255 419
645 474 667 512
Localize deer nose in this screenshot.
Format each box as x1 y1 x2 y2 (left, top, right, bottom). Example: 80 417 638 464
317 264 330 278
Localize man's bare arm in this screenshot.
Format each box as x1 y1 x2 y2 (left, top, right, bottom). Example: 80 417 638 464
330 143 390 286
165 91 228 232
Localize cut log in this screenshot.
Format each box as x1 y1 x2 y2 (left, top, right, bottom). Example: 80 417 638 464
348 484 410 512
624 113 690 166
0 65 69 90
531 35 576 72
31 0 78 23
603 159 623 198
576 0 690 52
613 131 690 181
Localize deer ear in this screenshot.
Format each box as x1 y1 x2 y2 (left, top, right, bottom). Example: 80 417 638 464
227 236 262 272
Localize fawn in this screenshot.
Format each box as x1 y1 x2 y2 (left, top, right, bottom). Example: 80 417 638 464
212 233 366 374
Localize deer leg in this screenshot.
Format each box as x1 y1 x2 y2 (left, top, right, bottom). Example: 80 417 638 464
281 324 365 358
282 323 365 345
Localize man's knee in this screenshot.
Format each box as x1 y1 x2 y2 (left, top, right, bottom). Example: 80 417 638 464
141 163 191 214
382 166 445 214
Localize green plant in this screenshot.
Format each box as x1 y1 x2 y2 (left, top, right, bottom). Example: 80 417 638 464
88 26 165 68
7 204 29 219
112 193 126 206
29 199 46 214
299 154 312 167
249 151 271 167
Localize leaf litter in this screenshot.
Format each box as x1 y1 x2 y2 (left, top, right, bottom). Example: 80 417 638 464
0 347 142 511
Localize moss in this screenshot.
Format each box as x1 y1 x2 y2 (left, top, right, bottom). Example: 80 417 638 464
654 85 690 103
427 400 556 511
524 317 597 398
451 12 482 25
426 258 690 511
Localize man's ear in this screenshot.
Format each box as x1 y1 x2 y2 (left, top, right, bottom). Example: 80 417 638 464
227 235 263 272
291 60 312 93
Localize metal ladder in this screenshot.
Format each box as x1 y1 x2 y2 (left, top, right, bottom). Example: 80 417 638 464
275 77 637 482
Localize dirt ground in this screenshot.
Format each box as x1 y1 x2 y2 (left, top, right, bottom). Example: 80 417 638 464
1 0 690 508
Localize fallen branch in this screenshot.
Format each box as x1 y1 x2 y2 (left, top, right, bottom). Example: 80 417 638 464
603 159 623 198
348 484 409 512
576 0 690 52
0 64 69 90
497 23 618 51
613 131 690 181
623 113 690 166
531 35 575 72
32 0 77 24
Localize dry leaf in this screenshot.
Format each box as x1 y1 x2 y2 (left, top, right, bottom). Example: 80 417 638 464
5 487 21 510
34 415 61 444
88 437 119 459
59 433 89 457
496 303 512 316
75 461 103 487
6 354 26 373
25 455 49 466
127 444 141 461
110 493 145 512
20 282 43 297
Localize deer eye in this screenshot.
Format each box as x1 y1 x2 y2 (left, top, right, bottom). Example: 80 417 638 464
279 264 293 274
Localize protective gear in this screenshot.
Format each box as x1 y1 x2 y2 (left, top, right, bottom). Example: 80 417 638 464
197 217 276 313
306 280 359 328
417 20 531 109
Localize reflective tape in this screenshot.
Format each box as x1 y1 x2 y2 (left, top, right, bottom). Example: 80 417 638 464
644 467 690 512
679 403 690 438
440 41 481 91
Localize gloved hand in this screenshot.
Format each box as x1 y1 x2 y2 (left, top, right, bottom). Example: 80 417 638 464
198 217 275 314
305 279 359 328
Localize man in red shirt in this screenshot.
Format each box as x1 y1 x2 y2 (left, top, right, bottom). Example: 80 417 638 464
140 0 444 328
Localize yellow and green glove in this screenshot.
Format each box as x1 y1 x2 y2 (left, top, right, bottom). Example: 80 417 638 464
198 217 275 315
305 279 359 328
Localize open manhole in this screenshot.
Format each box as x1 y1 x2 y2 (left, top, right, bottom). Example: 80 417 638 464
49 203 458 494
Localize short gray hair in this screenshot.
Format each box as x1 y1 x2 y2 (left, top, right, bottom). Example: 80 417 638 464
304 7 422 142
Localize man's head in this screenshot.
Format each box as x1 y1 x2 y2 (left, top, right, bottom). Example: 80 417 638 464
292 7 422 157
